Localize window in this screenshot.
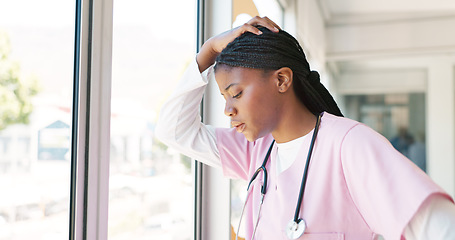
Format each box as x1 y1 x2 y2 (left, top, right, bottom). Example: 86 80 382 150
0 0 74 238
108 0 197 238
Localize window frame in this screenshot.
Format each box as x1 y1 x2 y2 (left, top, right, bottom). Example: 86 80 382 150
199 0 233 239
70 0 224 239
70 0 114 239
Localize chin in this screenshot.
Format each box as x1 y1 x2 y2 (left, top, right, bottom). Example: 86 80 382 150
245 136 256 142
243 131 264 142
242 132 256 142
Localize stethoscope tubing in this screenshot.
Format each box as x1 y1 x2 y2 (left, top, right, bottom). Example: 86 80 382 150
240 141 274 240
247 140 274 194
293 113 322 223
237 113 323 240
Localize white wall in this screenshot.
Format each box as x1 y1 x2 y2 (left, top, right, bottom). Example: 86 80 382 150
326 15 455 61
427 57 455 196
296 0 326 68
295 0 336 94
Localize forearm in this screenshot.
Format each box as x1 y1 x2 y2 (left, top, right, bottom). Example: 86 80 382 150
155 58 221 168
196 40 218 73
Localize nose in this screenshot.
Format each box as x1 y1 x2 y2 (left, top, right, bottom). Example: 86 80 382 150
224 101 237 117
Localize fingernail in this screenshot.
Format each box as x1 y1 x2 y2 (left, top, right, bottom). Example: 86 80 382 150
274 27 279 32
258 31 263 35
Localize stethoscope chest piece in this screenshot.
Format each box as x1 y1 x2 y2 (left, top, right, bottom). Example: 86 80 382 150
286 219 306 239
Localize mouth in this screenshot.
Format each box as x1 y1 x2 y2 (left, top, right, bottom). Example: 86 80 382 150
231 121 246 133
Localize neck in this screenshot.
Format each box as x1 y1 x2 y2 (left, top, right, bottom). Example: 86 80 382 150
272 99 317 144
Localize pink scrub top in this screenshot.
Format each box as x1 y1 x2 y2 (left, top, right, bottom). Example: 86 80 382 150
215 112 452 240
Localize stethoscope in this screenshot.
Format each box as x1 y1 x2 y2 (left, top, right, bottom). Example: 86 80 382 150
236 113 322 240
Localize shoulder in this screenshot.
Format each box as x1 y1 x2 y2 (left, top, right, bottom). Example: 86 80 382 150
318 112 363 143
320 112 390 148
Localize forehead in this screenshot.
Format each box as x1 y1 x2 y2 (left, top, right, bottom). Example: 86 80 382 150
214 66 270 89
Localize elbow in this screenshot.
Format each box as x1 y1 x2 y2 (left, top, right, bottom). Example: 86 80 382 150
155 115 174 146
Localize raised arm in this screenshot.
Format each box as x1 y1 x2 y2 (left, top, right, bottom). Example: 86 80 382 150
155 16 280 168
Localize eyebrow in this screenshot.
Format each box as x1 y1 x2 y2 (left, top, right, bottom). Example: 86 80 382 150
224 83 238 92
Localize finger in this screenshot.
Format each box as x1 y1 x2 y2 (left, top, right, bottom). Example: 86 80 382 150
262 16 281 31
247 16 280 32
237 23 263 35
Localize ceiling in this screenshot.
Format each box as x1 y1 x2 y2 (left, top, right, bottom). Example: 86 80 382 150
314 0 455 72
325 0 455 14
320 0 455 25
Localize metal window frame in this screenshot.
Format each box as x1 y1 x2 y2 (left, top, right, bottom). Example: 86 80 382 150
69 0 82 238
69 0 113 239
199 1 233 240
195 0 205 238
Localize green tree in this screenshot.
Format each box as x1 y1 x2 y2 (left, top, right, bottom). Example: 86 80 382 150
0 30 39 131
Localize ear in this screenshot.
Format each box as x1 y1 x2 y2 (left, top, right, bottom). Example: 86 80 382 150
274 67 293 93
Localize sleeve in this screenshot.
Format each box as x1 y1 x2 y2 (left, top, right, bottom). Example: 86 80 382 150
155 57 221 168
404 194 455 240
340 124 451 240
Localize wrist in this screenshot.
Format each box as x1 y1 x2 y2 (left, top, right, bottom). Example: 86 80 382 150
197 40 219 73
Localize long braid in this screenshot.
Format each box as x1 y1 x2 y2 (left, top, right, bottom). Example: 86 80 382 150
215 27 343 117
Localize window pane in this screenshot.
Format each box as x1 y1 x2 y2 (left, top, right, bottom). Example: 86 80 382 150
0 0 74 239
109 0 196 239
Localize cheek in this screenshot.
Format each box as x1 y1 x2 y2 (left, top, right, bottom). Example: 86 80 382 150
243 91 279 125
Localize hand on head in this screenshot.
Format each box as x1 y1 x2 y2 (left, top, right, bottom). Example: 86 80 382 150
196 16 281 73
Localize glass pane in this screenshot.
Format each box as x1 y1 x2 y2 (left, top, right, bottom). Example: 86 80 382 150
343 93 427 172
0 0 74 239
109 0 196 239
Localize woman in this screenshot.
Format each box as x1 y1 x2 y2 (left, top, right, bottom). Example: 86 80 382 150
156 17 455 239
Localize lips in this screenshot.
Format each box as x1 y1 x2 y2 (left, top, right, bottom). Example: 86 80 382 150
231 121 246 133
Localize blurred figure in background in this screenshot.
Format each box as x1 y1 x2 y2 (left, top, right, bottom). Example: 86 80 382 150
409 132 426 172
390 127 414 157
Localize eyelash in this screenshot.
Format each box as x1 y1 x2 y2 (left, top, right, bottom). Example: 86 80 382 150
233 91 242 99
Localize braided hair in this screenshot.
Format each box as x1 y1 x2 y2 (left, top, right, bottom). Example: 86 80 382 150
214 27 343 117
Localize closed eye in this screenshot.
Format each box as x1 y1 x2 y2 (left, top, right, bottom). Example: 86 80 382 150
233 91 242 99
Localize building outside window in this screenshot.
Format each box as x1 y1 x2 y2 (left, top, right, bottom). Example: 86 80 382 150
0 0 74 238
108 0 196 238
